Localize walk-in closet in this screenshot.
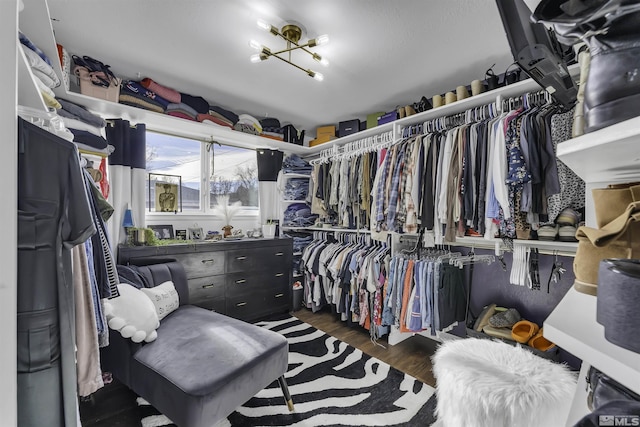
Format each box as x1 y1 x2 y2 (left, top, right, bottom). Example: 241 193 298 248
5 0 640 426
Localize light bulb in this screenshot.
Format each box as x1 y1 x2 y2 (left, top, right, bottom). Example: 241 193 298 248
257 19 271 31
250 54 262 63
315 34 329 46
249 39 262 50
312 53 329 67
313 72 324 82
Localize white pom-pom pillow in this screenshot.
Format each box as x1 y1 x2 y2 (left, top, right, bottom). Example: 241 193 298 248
140 280 180 321
103 283 160 343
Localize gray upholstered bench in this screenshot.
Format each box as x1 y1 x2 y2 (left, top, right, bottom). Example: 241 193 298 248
102 259 293 427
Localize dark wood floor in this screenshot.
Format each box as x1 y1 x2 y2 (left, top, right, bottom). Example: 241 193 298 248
80 307 439 426
295 307 438 386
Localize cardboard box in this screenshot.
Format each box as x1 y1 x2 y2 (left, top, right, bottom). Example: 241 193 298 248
309 135 335 147
367 111 385 129
316 125 336 138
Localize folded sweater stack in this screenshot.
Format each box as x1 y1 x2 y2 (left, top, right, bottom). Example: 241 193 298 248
20 31 61 109
57 98 112 155
120 77 241 130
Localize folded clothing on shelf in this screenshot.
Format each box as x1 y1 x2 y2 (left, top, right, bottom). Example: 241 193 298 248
197 113 233 128
69 128 108 150
57 98 106 128
180 92 209 114
166 102 198 118
209 105 239 125
140 77 181 103
119 81 166 113
282 154 312 174
283 203 318 227
19 31 52 66
284 178 310 201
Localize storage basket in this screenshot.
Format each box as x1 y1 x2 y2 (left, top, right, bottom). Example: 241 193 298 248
74 66 121 102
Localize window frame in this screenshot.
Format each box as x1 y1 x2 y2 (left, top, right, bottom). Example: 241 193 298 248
145 135 259 220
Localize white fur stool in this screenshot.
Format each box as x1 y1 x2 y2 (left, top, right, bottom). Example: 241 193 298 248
432 338 576 427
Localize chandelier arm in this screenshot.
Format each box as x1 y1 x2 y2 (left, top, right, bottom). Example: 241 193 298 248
276 32 301 46
269 53 314 75
271 41 314 56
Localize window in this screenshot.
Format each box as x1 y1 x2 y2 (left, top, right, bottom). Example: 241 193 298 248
145 131 258 214
208 144 259 210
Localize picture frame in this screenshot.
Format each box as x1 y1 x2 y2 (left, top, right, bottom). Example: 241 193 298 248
175 229 188 241
188 227 204 241
149 173 182 213
149 224 174 240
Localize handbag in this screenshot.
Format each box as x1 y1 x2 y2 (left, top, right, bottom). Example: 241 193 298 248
587 366 640 411
72 55 118 87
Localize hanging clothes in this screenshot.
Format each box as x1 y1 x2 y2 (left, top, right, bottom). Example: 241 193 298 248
383 253 467 335
17 118 96 427
311 150 378 229
301 232 391 340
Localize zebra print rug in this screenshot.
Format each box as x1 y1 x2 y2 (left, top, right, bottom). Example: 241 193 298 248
138 316 437 427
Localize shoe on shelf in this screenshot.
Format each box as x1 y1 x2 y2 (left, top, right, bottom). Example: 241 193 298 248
557 208 580 226
511 320 540 344
528 328 556 352
413 96 432 113
404 105 417 117
537 224 558 241
482 325 516 341
558 225 578 242
488 308 521 328
473 303 497 332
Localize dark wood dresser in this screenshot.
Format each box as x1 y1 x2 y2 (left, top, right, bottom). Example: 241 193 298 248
118 238 293 322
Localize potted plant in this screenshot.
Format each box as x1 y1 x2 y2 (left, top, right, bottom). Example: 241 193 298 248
262 219 277 239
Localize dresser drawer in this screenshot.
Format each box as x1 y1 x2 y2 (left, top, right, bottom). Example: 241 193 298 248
225 246 290 273
188 275 225 303
171 251 225 279
225 271 290 298
225 293 264 321
263 287 290 312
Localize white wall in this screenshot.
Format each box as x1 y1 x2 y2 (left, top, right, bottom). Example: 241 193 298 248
0 0 19 425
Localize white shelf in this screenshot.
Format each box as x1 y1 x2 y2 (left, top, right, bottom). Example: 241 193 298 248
544 287 640 396
448 236 578 256
304 63 580 156
58 91 310 154
557 115 640 184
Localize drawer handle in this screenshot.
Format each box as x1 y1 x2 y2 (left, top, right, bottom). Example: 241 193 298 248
235 279 247 284
275 273 284 277
275 293 284 298
201 259 216 264
236 302 247 307
275 252 284 256
202 284 216 289
236 256 247 260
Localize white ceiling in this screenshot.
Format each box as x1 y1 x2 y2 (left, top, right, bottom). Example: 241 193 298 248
47 0 516 138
